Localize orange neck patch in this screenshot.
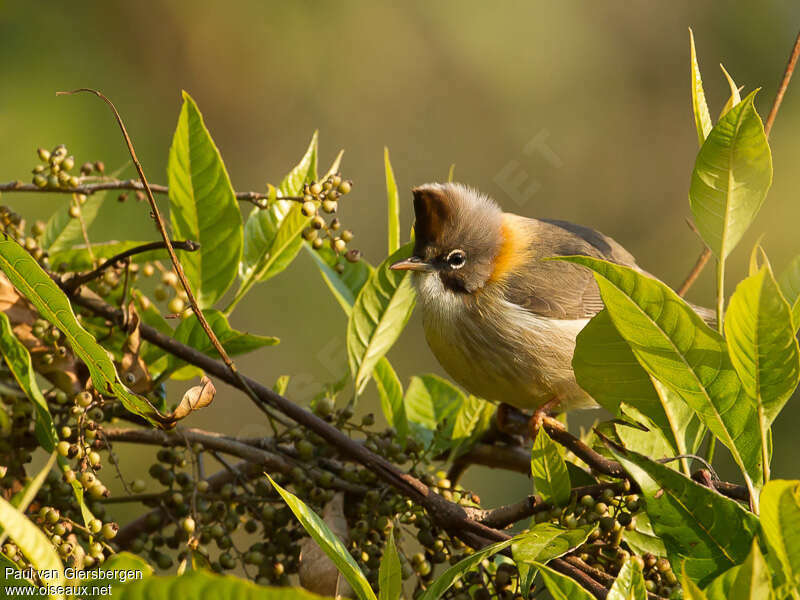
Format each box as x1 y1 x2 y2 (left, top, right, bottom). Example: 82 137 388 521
489 215 529 283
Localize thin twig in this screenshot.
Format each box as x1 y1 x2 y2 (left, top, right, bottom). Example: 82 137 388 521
64 239 199 291
0 178 302 207
678 30 800 295
58 88 266 428
765 30 800 136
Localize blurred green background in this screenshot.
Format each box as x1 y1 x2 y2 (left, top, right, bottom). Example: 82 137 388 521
2 1 800 518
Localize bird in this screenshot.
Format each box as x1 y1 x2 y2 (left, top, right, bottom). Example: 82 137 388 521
390 182 714 422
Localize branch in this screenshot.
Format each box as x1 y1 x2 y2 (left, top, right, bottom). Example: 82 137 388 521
63 239 199 291
69 289 507 547
102 426 365 494
0 178 301 207
678 29 800 295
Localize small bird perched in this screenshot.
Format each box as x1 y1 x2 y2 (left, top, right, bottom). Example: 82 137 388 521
391 183 714 417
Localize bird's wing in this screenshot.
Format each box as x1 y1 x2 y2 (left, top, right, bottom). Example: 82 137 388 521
499 217 642 320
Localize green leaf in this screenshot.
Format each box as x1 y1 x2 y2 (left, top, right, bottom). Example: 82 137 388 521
81 552 154 600
88 568 324 600
168 91 243 308
41 194 105 254
403 374 463 447
573 310 704 470
384 147 400 254
703 538 771 600
512 524 597 565
726 264 800 425
307 245 373 317
49 241 167 272
374 358 407 439
622 512 667 557
347 243 416 394
231 134 318 313
689 28 712 147
0 313 57 450
267 474 377 600
0 495 64 598
609 444 760 586
166 309 278 375
558 255 764 490
760 479 800 591
689 90 772 260
378 533 402 600
530 428 571 505
536 561 595 600
420 536 515 600
718 64 742 120
608 558 647 600
682 563 710 600
779 255 800 329
0 236 163 425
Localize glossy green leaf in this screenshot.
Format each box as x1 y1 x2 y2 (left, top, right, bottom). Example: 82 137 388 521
41 194 105 254
689 28 712 146
49 241 168 272
384 147 400 254
168 91 242 308
609 444 760 586
689 90 772 260
536 561 594 600
81 552 154 599
420 536 515 600
559 256 764 490
531 428 571 505
779 255 800 329
608 558 647 600
88 568 324 600
267 474 377 600
307 245 373 317
718 64 742 120
573 309 704 469
0 495 64 598
166 309 278 375
0 236 163 425
760 479 800 591
0 313 57 450
703 538 771 600
347 243 416 394
726 265 800 425
403 374 463 447
378 533 402 600
231 133 318 313
622 512 667 557
512 522 597 593
682 563 710 600
374 358 407 439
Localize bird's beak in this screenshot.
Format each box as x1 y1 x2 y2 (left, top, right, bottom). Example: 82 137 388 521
390 256 434 272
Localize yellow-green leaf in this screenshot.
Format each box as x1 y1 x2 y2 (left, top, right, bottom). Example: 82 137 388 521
531 428 571 505
0 236 163 425
689 90 772 260
384 147 400 254
168 91 243 308
689 28 712 146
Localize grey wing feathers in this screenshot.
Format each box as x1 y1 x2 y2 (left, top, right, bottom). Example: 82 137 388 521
501 217 641 320
501 217 717 327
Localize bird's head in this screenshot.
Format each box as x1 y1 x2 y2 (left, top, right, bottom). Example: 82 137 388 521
390 183 505 294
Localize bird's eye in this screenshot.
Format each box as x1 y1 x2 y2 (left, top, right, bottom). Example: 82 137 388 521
446 249 466 269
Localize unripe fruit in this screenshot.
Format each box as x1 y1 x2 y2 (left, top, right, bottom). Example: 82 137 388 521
341 229 353 242
33 174 47 188
57 441 70 457
68 204 81 218
168 297 185 314
301 201 316 217
37 148 51 162
321 200 337 213
181 517 196 534
101 522 118 539
153 285 168 301
309 183 322 196
338 180 352 194
312 238 324 250
89 518 102 534
333 238 347 253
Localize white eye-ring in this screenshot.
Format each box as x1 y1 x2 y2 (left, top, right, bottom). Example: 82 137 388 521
446 249 466 269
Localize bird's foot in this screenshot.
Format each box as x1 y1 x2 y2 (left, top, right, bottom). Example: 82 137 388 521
496 399 562 440
528 397 563 440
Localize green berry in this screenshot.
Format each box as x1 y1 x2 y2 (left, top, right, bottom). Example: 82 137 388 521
168 297 185 313
57 441 70 457
101 522 118 539
321 199 337 213
301 201 316 217
338 180 352 194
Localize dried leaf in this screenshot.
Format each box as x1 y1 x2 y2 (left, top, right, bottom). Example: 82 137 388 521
298 492 355 598
167 376 216 422
116 302 152 394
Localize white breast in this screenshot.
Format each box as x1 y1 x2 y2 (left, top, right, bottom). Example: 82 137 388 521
414 272 595 411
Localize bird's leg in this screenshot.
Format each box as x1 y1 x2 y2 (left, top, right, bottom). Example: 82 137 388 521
496 399 563 440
